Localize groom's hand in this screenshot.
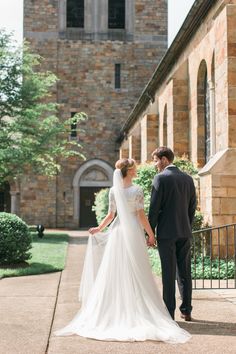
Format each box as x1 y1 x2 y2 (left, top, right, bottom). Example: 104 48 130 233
146 235 156 247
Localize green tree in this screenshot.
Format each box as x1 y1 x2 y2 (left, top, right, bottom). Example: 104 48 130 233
0 30 87 185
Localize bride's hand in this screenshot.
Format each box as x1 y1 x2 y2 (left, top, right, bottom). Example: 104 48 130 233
147 235 156 247
88 227 101 235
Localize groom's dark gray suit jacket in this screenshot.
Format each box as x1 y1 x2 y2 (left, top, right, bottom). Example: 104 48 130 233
148 166 196 240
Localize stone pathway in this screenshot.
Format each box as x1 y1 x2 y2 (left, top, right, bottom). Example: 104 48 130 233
0 230 236 354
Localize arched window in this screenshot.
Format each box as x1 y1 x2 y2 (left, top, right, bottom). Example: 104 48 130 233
108 0 125 29
204 70 211 162
197 60 210 166
163 104 167 146
67 0 84 28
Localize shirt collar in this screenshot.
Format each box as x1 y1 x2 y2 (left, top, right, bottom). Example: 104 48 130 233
164 164 175 170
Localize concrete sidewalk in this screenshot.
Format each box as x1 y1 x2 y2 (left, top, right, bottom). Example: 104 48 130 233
0 230 236 354
0 271 60 354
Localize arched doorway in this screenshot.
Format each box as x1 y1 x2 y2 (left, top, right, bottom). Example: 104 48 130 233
73 159 113 227
197 60 210 167
0 182 11 212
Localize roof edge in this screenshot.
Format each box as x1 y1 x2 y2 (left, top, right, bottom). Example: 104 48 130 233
117 0 218 144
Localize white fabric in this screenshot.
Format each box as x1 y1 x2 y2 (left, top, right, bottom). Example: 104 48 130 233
108 184 144 213
164 164 175 170
54 169 191 343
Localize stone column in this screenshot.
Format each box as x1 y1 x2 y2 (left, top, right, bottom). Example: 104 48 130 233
209 79 216 156
85 0 95 33
10 192 20 215
119 140 129 159
58 0 66 32
141 114 159 163
73 186 79 223
128 129 141 163
172 64 189 156
126 0 134 35
97 0 108 34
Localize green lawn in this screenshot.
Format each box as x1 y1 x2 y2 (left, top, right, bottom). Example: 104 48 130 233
0 233 69 279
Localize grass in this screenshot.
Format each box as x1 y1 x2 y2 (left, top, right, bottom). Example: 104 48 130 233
0 232 69 279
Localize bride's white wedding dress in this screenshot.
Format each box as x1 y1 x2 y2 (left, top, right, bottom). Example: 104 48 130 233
54 170 191 343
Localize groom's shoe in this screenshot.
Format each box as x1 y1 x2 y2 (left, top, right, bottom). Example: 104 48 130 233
180 312 192 321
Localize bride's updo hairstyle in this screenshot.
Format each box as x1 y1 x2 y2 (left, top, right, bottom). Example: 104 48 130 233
115 158 136 178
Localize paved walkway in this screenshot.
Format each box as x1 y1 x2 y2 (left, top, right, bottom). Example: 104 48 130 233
0 230 236 354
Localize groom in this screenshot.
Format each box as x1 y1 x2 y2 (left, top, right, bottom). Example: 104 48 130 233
148 147 196 321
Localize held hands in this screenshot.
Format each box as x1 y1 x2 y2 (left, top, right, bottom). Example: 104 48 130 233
146 234 156 247
88 227 101 235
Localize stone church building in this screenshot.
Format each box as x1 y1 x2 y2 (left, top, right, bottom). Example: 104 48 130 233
119 0 236 231
9 0 168 228
1 0 236 232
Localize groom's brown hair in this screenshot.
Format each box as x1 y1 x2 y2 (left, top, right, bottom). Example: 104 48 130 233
152 147 174 162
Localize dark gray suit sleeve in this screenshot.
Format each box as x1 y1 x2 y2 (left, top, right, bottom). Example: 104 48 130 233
148 175 163 234
188 179 197 225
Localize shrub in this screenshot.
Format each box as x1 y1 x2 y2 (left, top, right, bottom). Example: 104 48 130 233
192 210 210 256
134 164 156 213
149 250 235 279
93 156 204 230
0 213 32 265
192 256 235 279
174 155 198 175
134 161 201 221
92 188 109 225
192 210 205 231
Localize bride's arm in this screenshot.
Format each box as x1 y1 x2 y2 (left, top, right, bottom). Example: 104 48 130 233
89 188 116 235
137 209 156 246
89 211 115 234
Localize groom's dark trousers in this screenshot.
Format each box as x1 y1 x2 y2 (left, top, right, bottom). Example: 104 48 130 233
148 166 196 319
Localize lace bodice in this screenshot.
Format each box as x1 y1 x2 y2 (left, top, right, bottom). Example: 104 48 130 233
108 185 144 213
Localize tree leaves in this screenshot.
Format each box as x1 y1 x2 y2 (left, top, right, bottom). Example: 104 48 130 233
0 30 87 185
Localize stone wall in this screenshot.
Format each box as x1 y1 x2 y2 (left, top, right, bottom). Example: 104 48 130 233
20 175 57 227
22 0 168 227
121 1 236 238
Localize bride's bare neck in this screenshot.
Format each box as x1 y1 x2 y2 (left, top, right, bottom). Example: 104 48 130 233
123 176 133 188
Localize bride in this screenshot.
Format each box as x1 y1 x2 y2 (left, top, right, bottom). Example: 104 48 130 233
54 158 191 343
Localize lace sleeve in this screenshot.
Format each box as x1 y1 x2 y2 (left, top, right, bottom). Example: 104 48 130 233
135 187 144 211
108 188 116 213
